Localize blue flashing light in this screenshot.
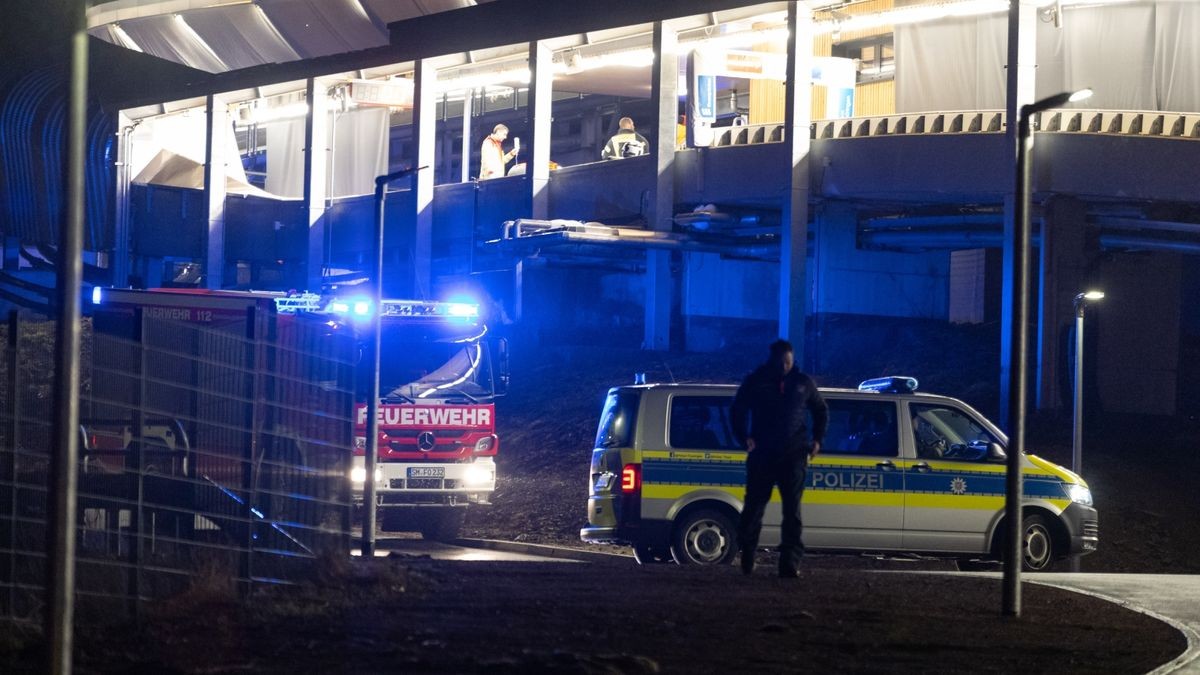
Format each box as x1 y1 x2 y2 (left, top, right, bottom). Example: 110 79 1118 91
446 302 479 318
330 301 351 314
858 376 919 394
353 300 372 317
91 286 103 305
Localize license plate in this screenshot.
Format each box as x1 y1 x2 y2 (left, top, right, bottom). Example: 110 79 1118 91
409 467 445 479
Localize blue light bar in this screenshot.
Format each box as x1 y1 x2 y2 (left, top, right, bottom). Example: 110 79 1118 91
91 286 103 305
858 376 919 394
445 302 479 318
330 301 351 314
352 300 372 316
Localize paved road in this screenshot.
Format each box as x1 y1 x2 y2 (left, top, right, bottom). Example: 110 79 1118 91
351 535 585 563
1030 574 1200 674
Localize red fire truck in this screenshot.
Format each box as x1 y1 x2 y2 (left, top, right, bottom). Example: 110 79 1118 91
89 287 506 543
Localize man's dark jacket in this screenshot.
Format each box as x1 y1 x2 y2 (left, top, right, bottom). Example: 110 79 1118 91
731 365 829 454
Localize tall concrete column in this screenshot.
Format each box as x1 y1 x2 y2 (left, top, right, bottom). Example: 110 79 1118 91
113 111 133 286
999 0 1038 426
644 21 678 351
203 94 229 289
461 88 473 183
413 59 437 299
1036 196 1087 411
780 2 814 363
515 42 552 323
303 79 330 292
527 41 552 219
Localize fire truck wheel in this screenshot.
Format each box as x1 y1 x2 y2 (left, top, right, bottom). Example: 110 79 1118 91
419 509 466 542
633 541 673 565
670 508 738 566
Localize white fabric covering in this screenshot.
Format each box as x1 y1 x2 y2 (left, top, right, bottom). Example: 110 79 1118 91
896 0 1200 113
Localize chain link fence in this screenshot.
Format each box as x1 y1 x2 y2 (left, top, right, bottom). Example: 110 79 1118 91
0 309 356 623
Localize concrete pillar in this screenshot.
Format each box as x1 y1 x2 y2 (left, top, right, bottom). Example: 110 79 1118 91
413 59 437 299
527 41 552 219
644 21 678 351
780 2 814 363
303 79 330 292
461 88 473 184
1036 196 1087 411
113 111 133 286
999 0 1038 426
515 41 552 324
203 94 229 290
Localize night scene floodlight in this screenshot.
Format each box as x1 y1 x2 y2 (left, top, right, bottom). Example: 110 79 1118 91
1004 85 1095 615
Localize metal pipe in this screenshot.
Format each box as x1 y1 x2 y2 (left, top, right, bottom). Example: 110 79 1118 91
1071 300 1085 573
46 1 88 670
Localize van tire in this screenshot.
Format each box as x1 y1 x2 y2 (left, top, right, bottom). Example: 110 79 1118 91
1021 514 1055 571
633 541 673 565
670 509 738 566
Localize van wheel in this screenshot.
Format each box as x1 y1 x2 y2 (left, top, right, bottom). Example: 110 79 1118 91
671 509 738 565
633 541 672 565
1022 515 1054 571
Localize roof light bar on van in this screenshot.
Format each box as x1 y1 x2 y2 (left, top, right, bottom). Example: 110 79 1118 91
380 300 479 318
273 292 324 314
858 376 919 394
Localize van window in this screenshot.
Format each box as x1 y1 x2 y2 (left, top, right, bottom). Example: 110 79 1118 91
669 396 739 450
909 404 999 461
822 399 899 457
595 390 640 448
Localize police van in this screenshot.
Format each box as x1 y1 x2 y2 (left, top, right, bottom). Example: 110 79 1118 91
580 377 1098 571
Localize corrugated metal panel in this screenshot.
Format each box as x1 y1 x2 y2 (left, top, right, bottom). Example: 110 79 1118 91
0 68 113 250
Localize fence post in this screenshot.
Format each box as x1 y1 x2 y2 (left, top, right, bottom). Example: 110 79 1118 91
5 311 19 619
131 309 146 618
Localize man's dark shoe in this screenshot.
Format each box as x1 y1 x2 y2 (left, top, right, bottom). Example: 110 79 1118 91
778 567 799 579
741 553 755 576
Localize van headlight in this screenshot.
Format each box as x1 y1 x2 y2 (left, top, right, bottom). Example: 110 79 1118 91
1067 484 1093 507
351 467 382 484
463 464 494 486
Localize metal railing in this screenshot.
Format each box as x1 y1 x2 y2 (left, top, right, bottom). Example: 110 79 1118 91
702 109 1200 147
0 310 356 623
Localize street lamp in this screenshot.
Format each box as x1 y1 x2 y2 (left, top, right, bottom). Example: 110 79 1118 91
1072 290 1103 476
1068 289 1102 573
1003 87 1093 616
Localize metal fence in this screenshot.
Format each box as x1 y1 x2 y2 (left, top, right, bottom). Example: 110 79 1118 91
0 309 355 622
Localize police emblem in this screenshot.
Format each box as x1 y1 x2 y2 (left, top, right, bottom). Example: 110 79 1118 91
950 477 967 495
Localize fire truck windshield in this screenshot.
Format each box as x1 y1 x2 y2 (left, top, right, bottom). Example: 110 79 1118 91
367 326 494 402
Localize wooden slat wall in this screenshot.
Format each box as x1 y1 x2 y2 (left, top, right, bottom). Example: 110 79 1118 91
854 79 895 117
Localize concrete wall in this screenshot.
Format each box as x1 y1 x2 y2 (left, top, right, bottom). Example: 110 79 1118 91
813 203 951 319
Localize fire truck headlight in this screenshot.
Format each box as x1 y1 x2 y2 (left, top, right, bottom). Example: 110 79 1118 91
474 435 496 453
463 464 493 486
351 467 383 484
352 300 372 317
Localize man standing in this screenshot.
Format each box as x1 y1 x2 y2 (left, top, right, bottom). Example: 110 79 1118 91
480 123 517 179
731 340 828 578
601 116 649 159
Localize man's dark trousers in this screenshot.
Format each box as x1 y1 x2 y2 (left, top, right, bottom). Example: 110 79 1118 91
737 447 809 572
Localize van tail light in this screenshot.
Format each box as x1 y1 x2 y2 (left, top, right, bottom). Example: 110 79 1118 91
620 464 641 494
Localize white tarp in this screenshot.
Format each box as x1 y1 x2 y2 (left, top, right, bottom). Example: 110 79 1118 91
184 4 300 71
116 14 228 74
896 0 1200 113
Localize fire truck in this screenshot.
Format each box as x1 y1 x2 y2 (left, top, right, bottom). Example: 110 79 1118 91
88 287 506 544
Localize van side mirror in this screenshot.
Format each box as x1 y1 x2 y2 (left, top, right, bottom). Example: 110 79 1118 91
987 442 1007 462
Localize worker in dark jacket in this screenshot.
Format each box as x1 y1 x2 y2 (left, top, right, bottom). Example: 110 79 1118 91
731 339 829 578
601 117 649 159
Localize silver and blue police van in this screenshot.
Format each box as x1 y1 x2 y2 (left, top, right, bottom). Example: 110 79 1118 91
580 377 1098 570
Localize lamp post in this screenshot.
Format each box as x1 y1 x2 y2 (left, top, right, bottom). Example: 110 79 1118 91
1003 87 1093 617
1069 290 1103 573
1072 290 1104 477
